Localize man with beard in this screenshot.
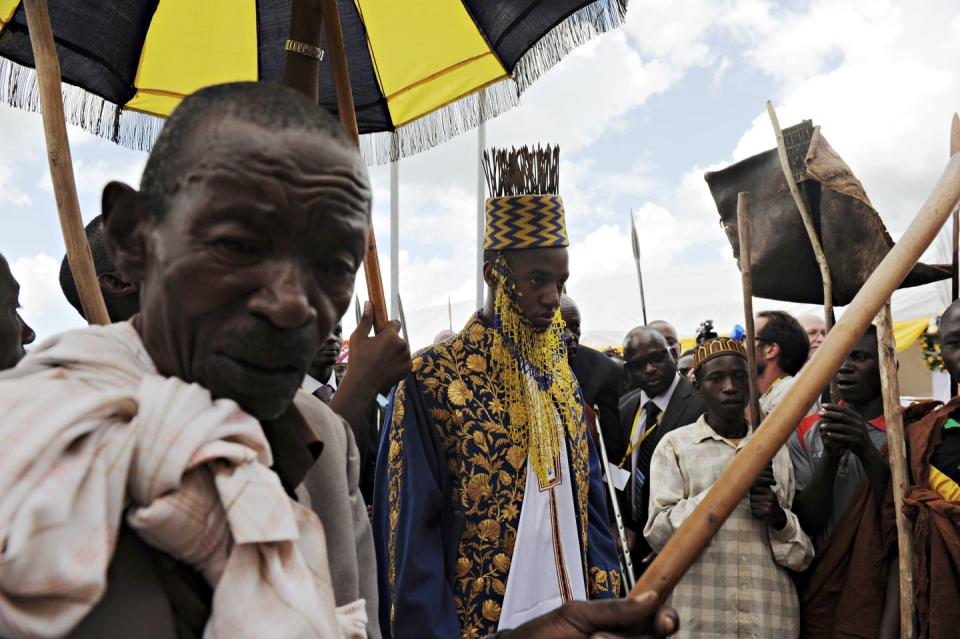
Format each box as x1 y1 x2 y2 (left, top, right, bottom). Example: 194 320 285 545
0 87 676 639
560 294 623 452
645 338 812 638
374 146 622 639
755 310 813 416
0 253 35 371
617 327 705 562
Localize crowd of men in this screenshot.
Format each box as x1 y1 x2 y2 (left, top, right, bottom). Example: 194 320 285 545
0 5 956 638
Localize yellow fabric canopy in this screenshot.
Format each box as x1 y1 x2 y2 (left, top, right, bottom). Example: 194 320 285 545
674 316 932 357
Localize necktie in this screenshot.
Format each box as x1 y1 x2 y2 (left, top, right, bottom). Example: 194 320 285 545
632 400 662 518
314 384 334 404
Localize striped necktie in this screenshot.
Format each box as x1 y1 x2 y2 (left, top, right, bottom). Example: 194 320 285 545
632 400 662 518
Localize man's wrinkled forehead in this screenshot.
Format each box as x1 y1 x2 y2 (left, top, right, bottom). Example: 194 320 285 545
176 118 371 212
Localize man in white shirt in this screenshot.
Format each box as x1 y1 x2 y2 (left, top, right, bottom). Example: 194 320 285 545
755 310 814 417
304 322 343 402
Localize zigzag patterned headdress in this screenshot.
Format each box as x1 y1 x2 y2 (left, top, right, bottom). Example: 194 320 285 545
482 145 569 250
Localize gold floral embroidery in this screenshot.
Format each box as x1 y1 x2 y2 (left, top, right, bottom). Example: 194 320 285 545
392 315 606 637
386 380 409 630
589 566 624 597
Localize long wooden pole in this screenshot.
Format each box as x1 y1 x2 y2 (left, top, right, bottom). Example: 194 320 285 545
876 302 917 639
630 152 960 598
737 192 761 428
320 0 388 331
767 102 836 400
22 0 109 326
950 114 959 399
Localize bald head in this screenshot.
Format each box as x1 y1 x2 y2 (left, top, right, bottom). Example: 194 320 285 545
623 326 677 396
560 294 581 362
648 319 680 361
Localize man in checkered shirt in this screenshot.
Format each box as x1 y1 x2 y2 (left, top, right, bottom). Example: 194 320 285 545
645 337 814 638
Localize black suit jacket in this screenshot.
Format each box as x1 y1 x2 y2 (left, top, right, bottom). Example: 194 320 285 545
615 376 706 551
570 345 623 454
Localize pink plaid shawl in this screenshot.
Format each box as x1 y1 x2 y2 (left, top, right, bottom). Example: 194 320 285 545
0 322 346 638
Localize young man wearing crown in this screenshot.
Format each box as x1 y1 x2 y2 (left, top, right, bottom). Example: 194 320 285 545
372 146 622 639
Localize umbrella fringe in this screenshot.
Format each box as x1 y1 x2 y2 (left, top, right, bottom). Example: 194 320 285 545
362 0 629 166
360 79 520 165
513 0 628 92
2 0 627 164
1 57 161 153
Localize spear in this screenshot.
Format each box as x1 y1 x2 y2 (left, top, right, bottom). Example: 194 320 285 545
355 294 362 326
397 293 410 344
448 296 453 331
629 211 649 325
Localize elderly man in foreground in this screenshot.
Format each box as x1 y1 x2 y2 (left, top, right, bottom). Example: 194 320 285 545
0 82 675 639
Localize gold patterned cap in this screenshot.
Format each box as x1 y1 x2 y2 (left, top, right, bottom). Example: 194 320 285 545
693 337 747 372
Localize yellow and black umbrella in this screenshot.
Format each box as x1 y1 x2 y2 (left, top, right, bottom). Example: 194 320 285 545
1 0 627 163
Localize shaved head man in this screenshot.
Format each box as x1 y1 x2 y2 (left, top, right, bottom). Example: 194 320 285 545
648 320 680 362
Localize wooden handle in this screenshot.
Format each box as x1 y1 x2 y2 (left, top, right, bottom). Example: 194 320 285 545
320 0 389 331
630 152 960 599
736 192 761 428
23 0 110 326
876 303 916 639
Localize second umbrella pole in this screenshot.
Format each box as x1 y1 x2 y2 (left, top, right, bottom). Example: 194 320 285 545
320 0 389 331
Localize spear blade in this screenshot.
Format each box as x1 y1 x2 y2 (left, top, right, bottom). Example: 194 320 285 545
397 293 409 344
629 211 648 324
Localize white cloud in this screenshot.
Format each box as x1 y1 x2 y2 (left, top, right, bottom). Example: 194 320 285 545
10 253 84 345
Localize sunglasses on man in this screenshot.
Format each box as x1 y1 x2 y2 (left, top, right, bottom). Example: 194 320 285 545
624 349 670 372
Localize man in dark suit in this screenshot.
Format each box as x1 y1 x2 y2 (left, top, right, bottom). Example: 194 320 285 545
560 295 624 451
617 326 706 562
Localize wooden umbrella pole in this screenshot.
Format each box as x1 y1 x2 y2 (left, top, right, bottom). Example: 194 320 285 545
737 192 762 428
320 0 389 331
630 152 960 599
22 0 109 326
766 101 837 400
876 302 917 639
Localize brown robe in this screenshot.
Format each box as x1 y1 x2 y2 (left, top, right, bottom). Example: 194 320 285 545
799 399 960 639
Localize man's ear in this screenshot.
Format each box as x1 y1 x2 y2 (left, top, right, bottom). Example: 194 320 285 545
97 271 139 295
482 261 497 288
101 181 149 284
764 342 781 362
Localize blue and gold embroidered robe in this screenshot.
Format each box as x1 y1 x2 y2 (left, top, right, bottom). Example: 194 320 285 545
372 314 622 639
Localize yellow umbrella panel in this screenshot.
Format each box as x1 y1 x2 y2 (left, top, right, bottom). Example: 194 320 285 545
0 0 627 162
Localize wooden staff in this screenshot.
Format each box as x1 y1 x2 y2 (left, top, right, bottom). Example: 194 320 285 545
767 102 837 400
876 302 916 638
950 113 959 398
22 0 109 326
320 0 388 331
630 152 960 598
737 192 762 428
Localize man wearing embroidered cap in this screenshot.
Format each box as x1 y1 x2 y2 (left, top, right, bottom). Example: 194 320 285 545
645 338 813 638
373 146 621 639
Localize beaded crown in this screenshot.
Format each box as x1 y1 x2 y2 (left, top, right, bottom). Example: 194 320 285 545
482 145 569 250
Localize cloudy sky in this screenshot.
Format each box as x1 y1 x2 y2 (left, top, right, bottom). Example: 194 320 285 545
2 0 959 348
